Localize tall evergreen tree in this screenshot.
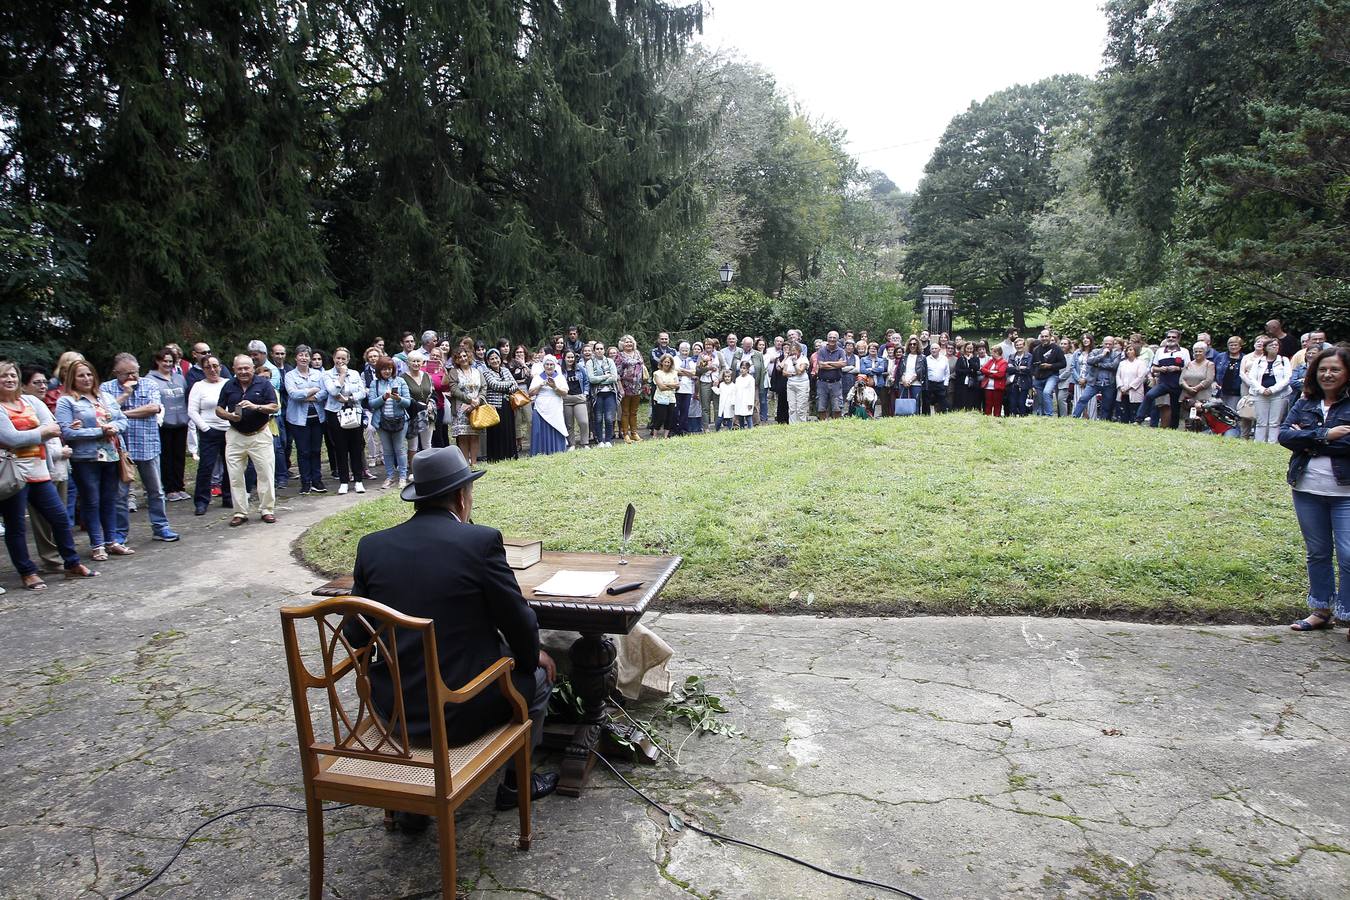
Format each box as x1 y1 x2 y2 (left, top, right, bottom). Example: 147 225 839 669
1092 0 1321 278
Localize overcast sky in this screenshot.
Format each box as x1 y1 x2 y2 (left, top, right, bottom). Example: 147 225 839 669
696 0 1109 191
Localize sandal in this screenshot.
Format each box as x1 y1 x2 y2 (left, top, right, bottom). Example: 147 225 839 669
22 574 47 591
106 543 136 556
229 514 248 527
91 546 109 562
1290 610 1333 631
64 564 99 579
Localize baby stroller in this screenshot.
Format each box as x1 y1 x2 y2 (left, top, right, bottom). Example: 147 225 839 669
1198 398 1242 437
846 374 878 418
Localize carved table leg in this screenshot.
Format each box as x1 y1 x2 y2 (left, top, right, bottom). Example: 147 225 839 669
556 632 617 797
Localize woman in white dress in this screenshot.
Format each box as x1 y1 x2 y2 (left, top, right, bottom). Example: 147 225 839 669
528 355 569 455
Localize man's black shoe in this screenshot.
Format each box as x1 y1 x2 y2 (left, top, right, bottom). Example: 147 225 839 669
391 811 430 834
494 771 559 810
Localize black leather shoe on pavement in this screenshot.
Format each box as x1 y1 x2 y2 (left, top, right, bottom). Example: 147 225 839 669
494 771 560 810
390 811 430 834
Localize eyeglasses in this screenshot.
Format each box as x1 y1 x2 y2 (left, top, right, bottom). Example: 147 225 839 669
204 362 221 369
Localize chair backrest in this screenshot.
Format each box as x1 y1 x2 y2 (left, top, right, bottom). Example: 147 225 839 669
280 595 451 786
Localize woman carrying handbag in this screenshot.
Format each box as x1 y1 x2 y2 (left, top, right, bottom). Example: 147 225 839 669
1 360 98 587
321 347 368 494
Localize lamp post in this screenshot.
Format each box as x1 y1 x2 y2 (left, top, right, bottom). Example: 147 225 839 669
719 263 734 286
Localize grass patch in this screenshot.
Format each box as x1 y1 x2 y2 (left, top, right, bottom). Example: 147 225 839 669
299 414 1303 621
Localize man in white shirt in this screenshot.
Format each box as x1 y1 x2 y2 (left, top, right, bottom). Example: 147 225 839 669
922 343 950 414
720 334 738 373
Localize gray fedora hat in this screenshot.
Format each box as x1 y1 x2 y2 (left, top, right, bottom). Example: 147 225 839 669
400 447 484 502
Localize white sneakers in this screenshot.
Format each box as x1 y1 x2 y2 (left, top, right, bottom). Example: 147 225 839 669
337 483 348 495
398 477 407 489
354 481 366 493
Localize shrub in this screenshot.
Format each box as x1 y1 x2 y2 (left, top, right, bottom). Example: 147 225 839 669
1049 276 1350 343
684 286 779 340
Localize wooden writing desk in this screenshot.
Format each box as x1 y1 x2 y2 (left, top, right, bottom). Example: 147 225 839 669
313 551 681 796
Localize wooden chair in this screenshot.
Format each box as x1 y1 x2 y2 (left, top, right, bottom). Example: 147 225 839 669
280 595 533 899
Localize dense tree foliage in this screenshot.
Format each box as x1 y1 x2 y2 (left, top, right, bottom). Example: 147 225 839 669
0 0 707 364
1092 0 1322 279
7 1 1341 364
1182 0 1349 306
915 0 1346 339
905 75 1091 330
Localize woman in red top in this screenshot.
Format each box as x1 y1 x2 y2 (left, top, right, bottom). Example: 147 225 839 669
0 360 98 588
981 346 1010 417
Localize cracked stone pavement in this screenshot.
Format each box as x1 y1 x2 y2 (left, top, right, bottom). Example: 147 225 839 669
0 493 1347 899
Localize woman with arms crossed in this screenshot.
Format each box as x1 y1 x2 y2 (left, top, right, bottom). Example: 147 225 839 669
1280 346 1350 638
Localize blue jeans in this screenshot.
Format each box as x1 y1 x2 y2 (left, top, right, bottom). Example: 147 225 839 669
194 428 238 508
593 392 617 443
273 416 288 486
291 418 324 488
377 426 408 480
1073 383 1116 421
758 387 770 422
115 456 172 542
1291 490 1350 620
1138 383 1180 427
2 480 81 576
1033 376 1058 415
673 392 691 436
71 460 121 549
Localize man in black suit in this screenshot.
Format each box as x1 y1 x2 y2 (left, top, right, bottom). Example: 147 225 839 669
350 446 558 820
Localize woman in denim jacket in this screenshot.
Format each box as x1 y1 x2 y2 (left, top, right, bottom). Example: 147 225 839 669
860 343 888 418
54 359 127 561
283 344 328 494
1280 345 1350 637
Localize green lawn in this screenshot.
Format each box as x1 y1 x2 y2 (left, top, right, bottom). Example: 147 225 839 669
299 414 1305 622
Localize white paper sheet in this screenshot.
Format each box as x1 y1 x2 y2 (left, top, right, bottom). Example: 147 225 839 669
531 569 618 599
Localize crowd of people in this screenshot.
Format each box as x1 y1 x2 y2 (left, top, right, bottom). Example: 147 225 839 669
1 317 1343 627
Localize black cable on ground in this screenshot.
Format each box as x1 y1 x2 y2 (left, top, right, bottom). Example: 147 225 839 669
113 759 930 900
594 752 929 900
111 801 352 900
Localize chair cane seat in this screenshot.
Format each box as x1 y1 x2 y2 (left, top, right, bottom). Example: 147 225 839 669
321 721 520 788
